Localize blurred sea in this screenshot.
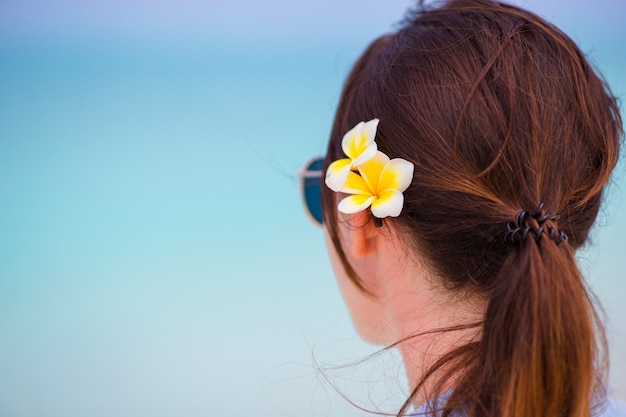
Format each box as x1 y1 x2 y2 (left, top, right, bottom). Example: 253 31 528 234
0 3 625 416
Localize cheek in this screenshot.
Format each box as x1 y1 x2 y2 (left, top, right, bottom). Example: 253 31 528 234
323 226 350 292
323 227 393 344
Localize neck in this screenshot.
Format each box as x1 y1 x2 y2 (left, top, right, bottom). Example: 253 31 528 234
394 306 482 406
375 243 485 406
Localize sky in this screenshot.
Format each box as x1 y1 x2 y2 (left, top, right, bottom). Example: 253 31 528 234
1 0 624 42
0 0 625 416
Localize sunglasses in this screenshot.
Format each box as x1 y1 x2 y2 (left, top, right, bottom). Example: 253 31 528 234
298 157 324 226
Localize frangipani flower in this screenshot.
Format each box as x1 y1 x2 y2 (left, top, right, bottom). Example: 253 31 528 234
325 118 379 192
336 151 414 218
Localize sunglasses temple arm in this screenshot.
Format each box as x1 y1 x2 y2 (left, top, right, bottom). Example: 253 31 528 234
297 170 323 179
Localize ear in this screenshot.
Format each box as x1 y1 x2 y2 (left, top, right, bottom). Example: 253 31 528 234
346 212 379 259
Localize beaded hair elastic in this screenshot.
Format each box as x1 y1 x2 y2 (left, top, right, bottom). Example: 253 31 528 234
324 119 415 227
504 202 568 245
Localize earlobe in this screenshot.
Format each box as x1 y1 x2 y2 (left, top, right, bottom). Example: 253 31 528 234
347 212 379 259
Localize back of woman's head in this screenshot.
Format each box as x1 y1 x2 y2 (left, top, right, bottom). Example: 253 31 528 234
321 0 623 416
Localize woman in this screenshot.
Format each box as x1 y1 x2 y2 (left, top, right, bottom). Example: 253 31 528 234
299 0 624 416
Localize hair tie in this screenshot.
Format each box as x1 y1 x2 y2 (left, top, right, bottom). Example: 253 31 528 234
504 202 568 245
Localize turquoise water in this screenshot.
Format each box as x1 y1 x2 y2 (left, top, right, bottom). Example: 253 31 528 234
1 1 625 416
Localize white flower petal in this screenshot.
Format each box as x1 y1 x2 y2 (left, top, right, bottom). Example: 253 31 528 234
338 195 376 214
351 141 378 167
325 158 352 192
340 171 372 195
357 151 389 192
340 119 380 165
362 118 380 146
378 158 414 193
341 121 365 158
351 118 379 166
371 189 404 218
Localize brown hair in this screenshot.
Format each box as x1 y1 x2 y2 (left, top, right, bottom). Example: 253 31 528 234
321 1 623 416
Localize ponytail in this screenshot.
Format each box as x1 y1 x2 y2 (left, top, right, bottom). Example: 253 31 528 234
477 227 603 417
424 208 608 417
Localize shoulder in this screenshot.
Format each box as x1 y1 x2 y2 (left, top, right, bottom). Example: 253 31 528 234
597 399 626 417
412 397 626 417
